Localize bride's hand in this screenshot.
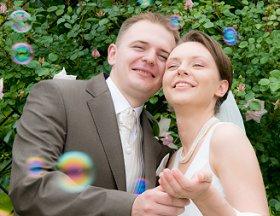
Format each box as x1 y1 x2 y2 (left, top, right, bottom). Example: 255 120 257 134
158 168 212 200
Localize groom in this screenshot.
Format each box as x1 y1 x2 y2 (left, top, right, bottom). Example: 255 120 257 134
9 12 188 216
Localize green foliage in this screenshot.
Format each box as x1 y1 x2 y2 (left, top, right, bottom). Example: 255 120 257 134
0 0 279 214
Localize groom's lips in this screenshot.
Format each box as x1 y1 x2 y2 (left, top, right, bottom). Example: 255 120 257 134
132 66 155 78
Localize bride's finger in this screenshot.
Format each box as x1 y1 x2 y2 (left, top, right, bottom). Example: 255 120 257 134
160 169 185 198
158 175 176 197
171 169 194 190
164 169 191 198
196 171 212 183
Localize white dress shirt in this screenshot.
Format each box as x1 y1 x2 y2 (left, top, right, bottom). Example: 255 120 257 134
106 77 144 193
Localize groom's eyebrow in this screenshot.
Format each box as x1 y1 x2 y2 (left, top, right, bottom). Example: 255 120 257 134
133 40 171 55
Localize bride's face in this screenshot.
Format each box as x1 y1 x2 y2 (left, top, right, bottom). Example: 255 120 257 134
162 42 228 108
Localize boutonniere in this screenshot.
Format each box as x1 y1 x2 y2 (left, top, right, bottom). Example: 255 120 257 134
153 117 178 150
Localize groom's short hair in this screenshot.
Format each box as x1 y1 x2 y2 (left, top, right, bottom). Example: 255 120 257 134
116 12 180 45
180 30 233 113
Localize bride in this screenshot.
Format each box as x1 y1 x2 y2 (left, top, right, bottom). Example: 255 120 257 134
159 30 269 216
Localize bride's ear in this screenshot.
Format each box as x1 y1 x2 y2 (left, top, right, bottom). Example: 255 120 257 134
215 80 229 98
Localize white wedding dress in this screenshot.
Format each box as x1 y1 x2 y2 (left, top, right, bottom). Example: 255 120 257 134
169 123 225 216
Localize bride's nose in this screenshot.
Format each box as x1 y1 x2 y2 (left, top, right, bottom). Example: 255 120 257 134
177 67 189 76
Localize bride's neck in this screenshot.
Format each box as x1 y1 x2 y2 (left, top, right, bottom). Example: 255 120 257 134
175 106 214 150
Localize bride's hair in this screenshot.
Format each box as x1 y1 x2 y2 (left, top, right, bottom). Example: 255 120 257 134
179 30 233 113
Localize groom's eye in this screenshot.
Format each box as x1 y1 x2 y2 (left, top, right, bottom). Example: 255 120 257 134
159 55 168 61
133 45 144 51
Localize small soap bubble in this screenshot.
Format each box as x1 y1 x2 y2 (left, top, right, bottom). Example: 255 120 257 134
134 178 147 195
11 42 34 65
169 15 181 30
223 27 238 46
9 10 32 33
26 156 46 177
56 151 95 193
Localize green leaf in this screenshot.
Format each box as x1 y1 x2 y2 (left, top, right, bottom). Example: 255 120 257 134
248 38 255 43
255 24 262 29
64 23 71 28
57 18 65 25
56 9 64 16
260 56 269 64
203 22 214 29
48 53 58 62
4 130 13 143
36 68 50 76
149 97 158 104
259 79 270 86
223 47 233 55
239 41 248 48
99 18 109 26
249 100 261 111
270 83 280 93
47 6 57 12
270 70 280 79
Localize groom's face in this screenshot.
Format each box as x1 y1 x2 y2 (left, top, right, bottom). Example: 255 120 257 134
108 20 176 100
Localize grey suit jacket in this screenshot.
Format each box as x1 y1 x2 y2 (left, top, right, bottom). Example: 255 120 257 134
9 73 172 216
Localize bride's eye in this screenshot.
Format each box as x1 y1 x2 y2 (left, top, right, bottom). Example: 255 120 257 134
167 65 178 70
193 63 204 68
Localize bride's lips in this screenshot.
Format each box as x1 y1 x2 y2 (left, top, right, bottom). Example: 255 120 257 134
172 79 197 88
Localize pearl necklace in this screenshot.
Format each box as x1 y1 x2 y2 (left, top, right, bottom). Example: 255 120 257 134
179 116 220 164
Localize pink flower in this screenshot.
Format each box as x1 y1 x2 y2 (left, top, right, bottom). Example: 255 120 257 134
237 83 246 92
184 0 194 9
161 133 173 146
245 99 267 123
160 132 178 149
0 3 7 14
91 49 100 58
0 78 4 100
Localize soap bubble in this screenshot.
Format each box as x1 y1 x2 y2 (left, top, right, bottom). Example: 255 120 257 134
56 151 95 193
223 27 238 46
169 15 181 30
11 42 34 65
9 10 32 33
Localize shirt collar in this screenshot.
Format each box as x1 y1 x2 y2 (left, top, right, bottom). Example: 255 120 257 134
106 77 143 118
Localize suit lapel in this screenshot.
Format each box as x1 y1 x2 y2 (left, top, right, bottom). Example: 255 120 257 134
86 73 126 191
141 111 162 189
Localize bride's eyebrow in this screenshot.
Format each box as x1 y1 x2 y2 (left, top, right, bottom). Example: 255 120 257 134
167 57 180 62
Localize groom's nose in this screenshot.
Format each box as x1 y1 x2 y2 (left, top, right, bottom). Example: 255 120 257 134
142 50 156 66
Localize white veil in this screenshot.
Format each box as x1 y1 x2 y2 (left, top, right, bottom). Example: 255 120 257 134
216 91 246 132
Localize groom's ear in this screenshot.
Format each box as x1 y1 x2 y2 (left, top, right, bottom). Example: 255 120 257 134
107 44 117 66
215 80 229 98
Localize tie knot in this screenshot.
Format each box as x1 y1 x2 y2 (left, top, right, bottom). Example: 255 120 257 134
118 108 136 131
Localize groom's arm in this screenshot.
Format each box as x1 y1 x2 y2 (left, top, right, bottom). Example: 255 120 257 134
9 80 136 216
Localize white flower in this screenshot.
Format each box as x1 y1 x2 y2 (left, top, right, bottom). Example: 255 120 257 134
157 117 178 149
53 67 76 80
0 78 4 99
158 117 171 137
